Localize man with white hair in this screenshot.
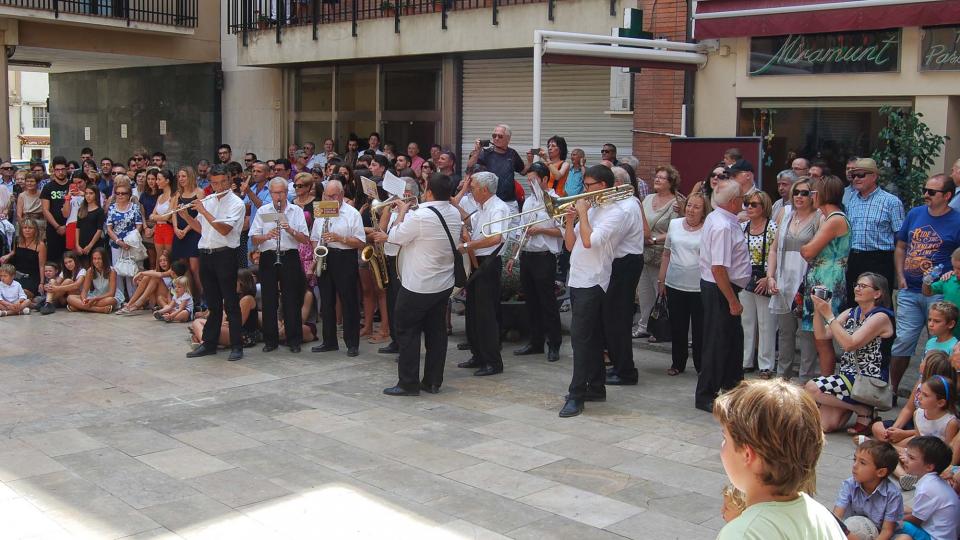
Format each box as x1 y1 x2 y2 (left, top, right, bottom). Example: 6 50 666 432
250 177 311 353
695 179 751 412
467 124 524 212
310 180 367 357
771 169 798 217
457 171 509 376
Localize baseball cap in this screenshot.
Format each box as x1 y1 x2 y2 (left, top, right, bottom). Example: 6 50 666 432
726 159 754 174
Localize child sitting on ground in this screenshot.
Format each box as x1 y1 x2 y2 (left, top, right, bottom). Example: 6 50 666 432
874 351 954 448
924 302 959 354
153 276 192 323
714 378 846 539
897 376 959 490
924 247 960 340
0 263 30 316
834 439 903 540
895 436 960 540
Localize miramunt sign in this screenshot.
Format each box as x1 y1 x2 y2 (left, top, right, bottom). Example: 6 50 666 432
750 29 901 76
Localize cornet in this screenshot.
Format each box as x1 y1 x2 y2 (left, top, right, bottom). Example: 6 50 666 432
480 184 634 237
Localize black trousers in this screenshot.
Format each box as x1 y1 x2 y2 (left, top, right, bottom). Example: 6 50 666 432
259 249 306 347
386 255 399 343
318 248 360 348
200 248 241 349
46 224 66 264
396 286 453 390
466 255 503 370
519 251 561 349
603 254 643 380
568 285 606 400
846 250 895 308
667 286 703 373
695 280 743 408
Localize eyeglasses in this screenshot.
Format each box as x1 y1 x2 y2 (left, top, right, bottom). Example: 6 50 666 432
654 175 670 181
583 180 603 188
294 183 307 189
924 188 950 196
854 282 878 290
792 190 811 197
849 172 871 179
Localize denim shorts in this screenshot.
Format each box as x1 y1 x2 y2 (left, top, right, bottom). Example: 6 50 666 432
892 289 943 357
896 521 931 540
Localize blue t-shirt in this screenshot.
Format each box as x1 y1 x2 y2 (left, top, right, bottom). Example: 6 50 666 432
566 166 584 196
895 207 960 291
926 336 959 354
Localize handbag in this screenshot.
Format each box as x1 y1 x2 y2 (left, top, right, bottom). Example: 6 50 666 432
646 293 672 343
114 249 139 277
427 206 467 288
743 220 771 297
848 309 893 411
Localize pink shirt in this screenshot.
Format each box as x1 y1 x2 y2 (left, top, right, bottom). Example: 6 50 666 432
699 206 751 288
411 155 425 175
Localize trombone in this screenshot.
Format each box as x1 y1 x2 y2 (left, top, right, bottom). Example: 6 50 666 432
155 190 231 218
480 184 635 238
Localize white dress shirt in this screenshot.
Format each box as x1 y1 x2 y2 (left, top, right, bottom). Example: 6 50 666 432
519 188 562 254
249 201 309 252
699 206 751 288
613 196 644 258
309 201 366 250
383 211 401 257
197 191 246 250
568 203 627 291
305 153 326 171
389 201 463 294
471 195 510 256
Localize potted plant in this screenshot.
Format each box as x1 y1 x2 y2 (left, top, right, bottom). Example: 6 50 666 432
380 0 396 16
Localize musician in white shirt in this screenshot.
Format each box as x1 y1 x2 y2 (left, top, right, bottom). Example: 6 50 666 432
186 165 247 361
507 162 563 362
604 167 645 386
250 178 311 354
309 180 367 357
382 173 463 396
457 171 509 377
560 166 627 418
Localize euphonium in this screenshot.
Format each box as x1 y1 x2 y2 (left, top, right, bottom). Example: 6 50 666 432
312 218 330 277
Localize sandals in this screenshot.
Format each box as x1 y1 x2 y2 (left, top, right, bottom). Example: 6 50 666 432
667 368 681 376
846 412 876 435
368 334 390 344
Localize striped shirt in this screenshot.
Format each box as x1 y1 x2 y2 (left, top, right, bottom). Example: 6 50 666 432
845 186 904 251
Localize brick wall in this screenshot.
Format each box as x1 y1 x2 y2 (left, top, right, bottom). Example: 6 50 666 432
631 0 688 184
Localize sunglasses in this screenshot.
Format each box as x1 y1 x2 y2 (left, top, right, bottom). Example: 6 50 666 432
115 191 131 196
744 202 761 208
294 183 307 189
924 188 950 196
710 172 727 179
491 133 505 139
793 190 811 197
849 172 871 179
0 166 13 171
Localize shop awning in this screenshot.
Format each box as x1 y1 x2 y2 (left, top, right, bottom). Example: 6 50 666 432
17 135 50 146
693 0 960 39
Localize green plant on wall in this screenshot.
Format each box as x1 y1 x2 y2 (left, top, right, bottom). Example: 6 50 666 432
871 106 948 209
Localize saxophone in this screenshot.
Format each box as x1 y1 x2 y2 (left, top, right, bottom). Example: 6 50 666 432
360 202 389 290
313 218 329 278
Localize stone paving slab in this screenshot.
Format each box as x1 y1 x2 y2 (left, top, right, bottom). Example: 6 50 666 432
0 312 921 539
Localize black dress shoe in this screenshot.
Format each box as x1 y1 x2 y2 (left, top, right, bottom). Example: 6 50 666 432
378 342 399 354
311 342 338 353
559 398 584 418
383 385 420 397
513 344 544 356
262 343 278 353
547 346 560 362
228 348 243 361
473 365 503 377
420 382 441 394
457 358 480 369
346 347 359 357
456 342 471 351
186 346 217 358
743 366 757 374
289 344 301 353
605 374 638 386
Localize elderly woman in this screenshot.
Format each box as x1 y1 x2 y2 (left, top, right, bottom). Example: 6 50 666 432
659 191 710 375
805 272 894 434
105 175 143 299
739 191 778 378
633 164 683 340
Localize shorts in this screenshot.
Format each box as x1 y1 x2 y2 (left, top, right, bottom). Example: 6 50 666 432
154 223 174 245
896 521 931 540
812 373 856 404
893 289 942 356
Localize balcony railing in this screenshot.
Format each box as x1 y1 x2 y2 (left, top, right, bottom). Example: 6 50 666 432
227 0 574 44
0 0 198 27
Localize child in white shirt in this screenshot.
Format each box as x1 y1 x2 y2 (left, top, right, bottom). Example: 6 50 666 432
153 276 192 322
0 263 30 316
896 436 960 540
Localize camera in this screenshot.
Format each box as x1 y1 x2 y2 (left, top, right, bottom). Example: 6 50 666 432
530 148 542 156
478 139 491 148
812 286 832 300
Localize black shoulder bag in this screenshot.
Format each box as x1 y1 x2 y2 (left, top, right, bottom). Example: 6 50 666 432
427 206 467 288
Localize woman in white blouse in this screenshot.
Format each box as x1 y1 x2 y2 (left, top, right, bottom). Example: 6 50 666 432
658 191 710 376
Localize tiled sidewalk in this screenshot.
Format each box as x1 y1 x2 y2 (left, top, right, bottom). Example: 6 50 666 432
0 312 893 539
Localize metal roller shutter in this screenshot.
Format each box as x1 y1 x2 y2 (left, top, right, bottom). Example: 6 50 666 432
461 57 634 175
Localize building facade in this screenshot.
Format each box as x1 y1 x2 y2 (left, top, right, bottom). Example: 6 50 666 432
8 70 49 163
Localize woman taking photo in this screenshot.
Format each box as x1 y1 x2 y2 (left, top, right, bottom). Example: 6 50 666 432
171 166 202 301
75 185 105 264
105 176 143 299
805 272 894 434
658 191 710 375
767 178 819 381
527 135 570 196
150 169 176 267
801 175 850 376
66 247 123 314
0 218 45 300
634 164 682 340
740 191 778 378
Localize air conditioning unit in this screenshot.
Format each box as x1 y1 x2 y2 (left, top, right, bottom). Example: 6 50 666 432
609 66 632 112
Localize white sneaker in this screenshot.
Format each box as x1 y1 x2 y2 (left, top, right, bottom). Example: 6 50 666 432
22 307 30 315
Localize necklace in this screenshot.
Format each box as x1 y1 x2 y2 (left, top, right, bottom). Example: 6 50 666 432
789 211 814 232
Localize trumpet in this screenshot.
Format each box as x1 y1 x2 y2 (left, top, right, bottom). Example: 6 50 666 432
369 195 418 214
480 184 635 237
155 190 231 218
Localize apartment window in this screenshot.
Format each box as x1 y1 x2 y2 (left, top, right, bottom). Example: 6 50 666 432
32 106 49 129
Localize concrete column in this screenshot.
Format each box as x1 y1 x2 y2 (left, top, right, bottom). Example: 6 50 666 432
0 39 11 163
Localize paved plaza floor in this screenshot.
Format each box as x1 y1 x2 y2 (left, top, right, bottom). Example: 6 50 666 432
0 311 913 539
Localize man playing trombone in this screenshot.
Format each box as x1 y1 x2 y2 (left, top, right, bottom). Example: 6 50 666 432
458 171 509 376
508 162 562 362
250 177 310 354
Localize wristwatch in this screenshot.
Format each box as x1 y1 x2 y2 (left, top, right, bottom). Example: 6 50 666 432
462 242 469 250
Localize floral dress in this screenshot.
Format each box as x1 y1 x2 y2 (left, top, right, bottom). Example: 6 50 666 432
106 203 142 248
802 211 849 331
